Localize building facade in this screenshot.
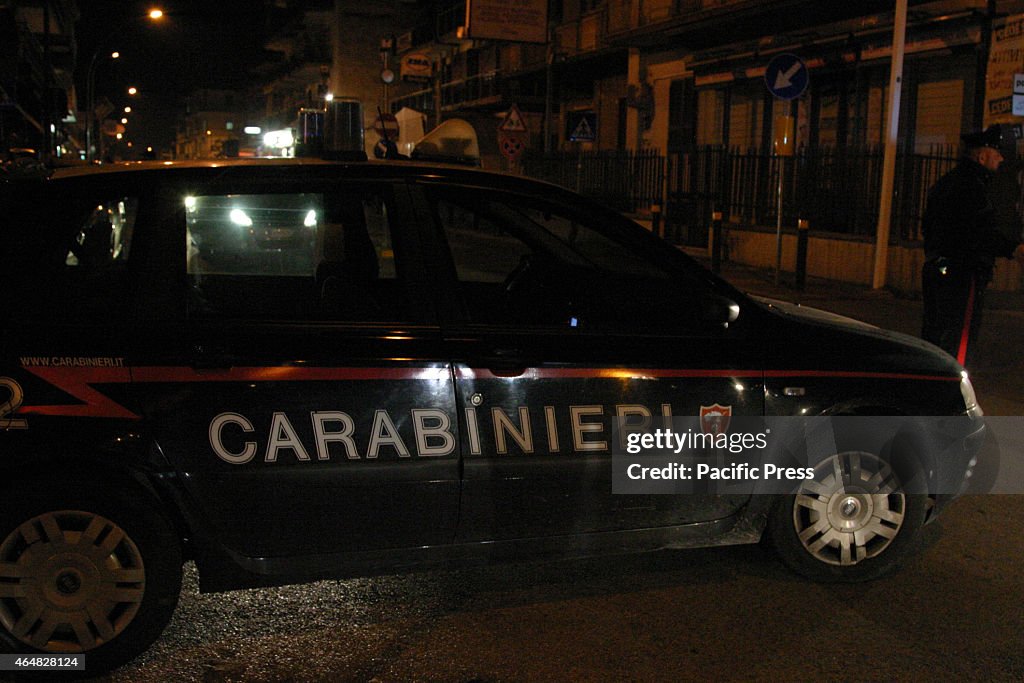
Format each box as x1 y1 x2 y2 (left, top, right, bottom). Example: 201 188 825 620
388 0 1024 292
0 0 79 160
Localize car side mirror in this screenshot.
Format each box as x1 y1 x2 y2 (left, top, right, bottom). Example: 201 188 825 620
702 294 740 327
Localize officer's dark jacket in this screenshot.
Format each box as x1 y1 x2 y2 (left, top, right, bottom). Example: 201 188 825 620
922 158 1019 278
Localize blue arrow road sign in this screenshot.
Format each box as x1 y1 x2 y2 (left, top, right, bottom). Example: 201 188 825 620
765 53 808 100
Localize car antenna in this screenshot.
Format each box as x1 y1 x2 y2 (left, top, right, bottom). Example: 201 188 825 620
373 107 405 160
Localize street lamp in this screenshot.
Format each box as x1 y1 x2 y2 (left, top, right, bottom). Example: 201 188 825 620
128 86 138 96
83 9 164 161
85 50 119 162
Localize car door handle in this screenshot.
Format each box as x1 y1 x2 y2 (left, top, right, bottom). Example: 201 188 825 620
488 364 528 377
486 348 529 377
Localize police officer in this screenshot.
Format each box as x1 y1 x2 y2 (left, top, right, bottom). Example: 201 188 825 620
921 125 1024 368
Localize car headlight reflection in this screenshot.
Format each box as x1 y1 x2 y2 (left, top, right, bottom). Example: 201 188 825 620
960 371 983 417
230 208 253 227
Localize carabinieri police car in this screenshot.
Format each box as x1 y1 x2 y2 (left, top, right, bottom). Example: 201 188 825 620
0 155 984 672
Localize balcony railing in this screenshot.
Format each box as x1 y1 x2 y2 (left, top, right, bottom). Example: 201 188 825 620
605 0 751 35
392 70 510 114
441 70 503 109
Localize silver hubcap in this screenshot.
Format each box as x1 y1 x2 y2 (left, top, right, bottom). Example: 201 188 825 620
0 511 145 652
793 452 906 566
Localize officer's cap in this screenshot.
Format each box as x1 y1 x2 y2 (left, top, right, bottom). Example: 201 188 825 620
961 125 1004 151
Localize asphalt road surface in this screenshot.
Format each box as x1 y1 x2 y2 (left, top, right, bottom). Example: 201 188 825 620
91 498 1023 682
77 266 1023 682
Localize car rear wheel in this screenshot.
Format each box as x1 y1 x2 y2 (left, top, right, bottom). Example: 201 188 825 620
765 450 928 582
0 486 182 672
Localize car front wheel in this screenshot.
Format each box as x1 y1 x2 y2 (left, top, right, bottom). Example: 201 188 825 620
0 485 182 673
765 450 928 582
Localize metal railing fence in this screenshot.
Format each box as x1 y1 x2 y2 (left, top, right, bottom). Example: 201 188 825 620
523 149 665 214
663 144 958 247
520 144 961 248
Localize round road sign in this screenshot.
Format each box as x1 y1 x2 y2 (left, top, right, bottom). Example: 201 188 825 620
765 53 809 100
499 131 526 161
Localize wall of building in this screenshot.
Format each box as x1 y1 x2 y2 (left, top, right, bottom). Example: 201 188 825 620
643 57 688 153
330 2 398 144
625 1 1024 292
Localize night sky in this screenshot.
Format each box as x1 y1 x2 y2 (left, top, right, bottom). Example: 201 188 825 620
75 0 275 153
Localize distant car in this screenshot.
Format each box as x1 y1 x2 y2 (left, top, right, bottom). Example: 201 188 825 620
0 159 984 673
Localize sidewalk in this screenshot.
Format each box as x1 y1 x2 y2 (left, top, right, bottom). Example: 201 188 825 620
700 257 1024 416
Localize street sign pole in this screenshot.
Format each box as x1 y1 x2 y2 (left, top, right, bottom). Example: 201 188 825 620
544 22 553 154
775 160 784 284
764 55 807 286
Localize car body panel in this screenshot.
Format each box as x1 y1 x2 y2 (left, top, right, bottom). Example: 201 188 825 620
0 160 980 591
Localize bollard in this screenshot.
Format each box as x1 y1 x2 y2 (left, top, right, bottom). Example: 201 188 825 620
796 218 809 291
711 208 723 274
651 203 663 239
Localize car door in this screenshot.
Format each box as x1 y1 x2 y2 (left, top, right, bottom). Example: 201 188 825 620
413 182 764 542
130 171 460 559
1 178 146 438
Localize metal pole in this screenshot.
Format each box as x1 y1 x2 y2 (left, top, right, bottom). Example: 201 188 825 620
42 4 51 160
86 51 100 162
383 51 390 113
576 147 582 192
973 0 996 130
872 0 908 289
775 156 784 284
434 54 443 129
712 208 723 273
543 23 553 154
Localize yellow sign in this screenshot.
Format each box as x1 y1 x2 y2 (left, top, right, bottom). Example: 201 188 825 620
985 15 1024 127
773 116 795 156
401 53 433 82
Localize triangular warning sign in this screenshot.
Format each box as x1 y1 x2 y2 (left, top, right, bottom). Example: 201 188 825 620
499 104 528 133
570 116 594 142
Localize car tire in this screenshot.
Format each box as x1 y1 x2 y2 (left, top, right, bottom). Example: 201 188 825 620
0 482 182 673
764 450 928 582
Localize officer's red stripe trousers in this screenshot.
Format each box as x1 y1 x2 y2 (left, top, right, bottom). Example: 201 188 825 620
957 275 977 367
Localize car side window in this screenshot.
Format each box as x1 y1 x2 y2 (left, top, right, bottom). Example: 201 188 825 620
16 196 141 322
65 198 136 269
184 186 409 322
435 199 534 283
517 206 658 278
429 189 708 333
